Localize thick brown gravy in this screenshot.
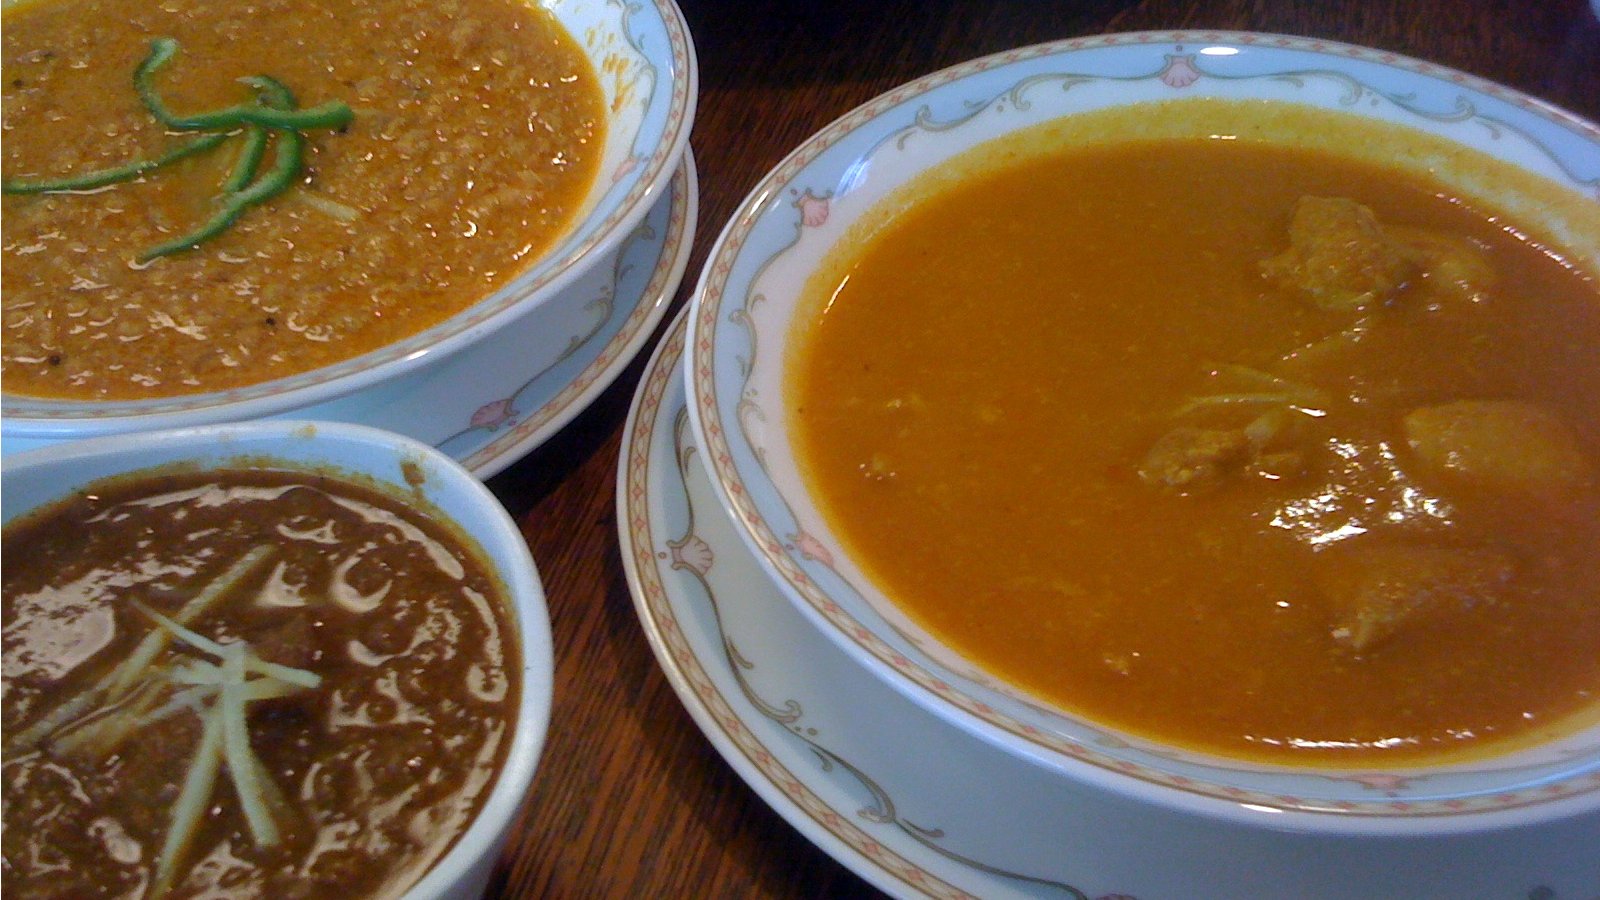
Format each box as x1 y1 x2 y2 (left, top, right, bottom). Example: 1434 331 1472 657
2 467 521 897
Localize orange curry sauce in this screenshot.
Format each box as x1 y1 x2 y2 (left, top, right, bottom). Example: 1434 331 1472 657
789 108 1600 765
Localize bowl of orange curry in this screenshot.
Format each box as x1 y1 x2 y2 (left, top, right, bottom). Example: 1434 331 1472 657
685 32 1600 847
2 419 553 897
0 0 695 443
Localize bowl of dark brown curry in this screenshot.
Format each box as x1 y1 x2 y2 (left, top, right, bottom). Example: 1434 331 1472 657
683 31 1600 862
0 0 695 448
2 419 553 897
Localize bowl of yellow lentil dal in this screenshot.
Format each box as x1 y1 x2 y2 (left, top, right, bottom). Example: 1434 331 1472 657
1 0 695 446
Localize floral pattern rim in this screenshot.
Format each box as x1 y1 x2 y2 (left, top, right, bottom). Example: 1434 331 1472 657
4 0 697 424
447 158 694 477
687 31 1600 819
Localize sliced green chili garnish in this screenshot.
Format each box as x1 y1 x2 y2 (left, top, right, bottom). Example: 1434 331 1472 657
1 131 230 195
179 97 352 131
138 128 303 262
219 78 290 194
240 74 296 112
223 126 269 194
137 72 309 261
136 37 352 132
3 38 354 259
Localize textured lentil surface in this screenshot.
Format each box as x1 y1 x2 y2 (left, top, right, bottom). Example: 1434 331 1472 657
1 0 604 400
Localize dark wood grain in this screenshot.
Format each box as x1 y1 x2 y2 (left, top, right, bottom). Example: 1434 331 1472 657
484 2 1600 897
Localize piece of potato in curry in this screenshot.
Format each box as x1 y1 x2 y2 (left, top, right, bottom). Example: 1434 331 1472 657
1403 400 1595 507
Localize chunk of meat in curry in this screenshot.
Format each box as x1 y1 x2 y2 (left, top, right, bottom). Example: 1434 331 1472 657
1261 195 1424 311
1261 195 1497 313
1137 425 1253 491
1137 410 1307 493
1316 542 1516 652
1389 228 1498 303
1150 201 1596 655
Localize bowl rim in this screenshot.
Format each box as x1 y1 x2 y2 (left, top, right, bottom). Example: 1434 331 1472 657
684 29 1600 834
1 419 555 895
2 0 699 439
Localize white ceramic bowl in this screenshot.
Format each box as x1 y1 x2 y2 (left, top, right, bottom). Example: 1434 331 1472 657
686 31 1600 836
3 0 697 445
1 420 554 898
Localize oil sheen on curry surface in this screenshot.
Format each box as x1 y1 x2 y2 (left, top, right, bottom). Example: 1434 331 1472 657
1 0 603 400
3 469 520 898
789 103 1600 766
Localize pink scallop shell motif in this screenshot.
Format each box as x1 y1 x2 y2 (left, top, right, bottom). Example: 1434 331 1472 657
1160 53 1202 88
794 189 830 228
470 397 517 430
670 533 714 576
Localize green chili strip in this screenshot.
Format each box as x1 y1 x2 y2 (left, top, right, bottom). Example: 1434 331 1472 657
223 125 269 193
1 131 230 195
136 38 352 132
219 79 292 193
6 37 349 259
241 75 295 110
219 77 300 194
138 128 303 262
138 74 304 260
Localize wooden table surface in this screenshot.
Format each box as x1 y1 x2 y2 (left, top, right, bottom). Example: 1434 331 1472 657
482 2 1600 897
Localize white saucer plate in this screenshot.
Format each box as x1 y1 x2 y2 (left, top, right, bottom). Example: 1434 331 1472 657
3 157 697 479
618 309 1600 900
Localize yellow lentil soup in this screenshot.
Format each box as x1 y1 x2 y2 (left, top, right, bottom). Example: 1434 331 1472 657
1 0 605 400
